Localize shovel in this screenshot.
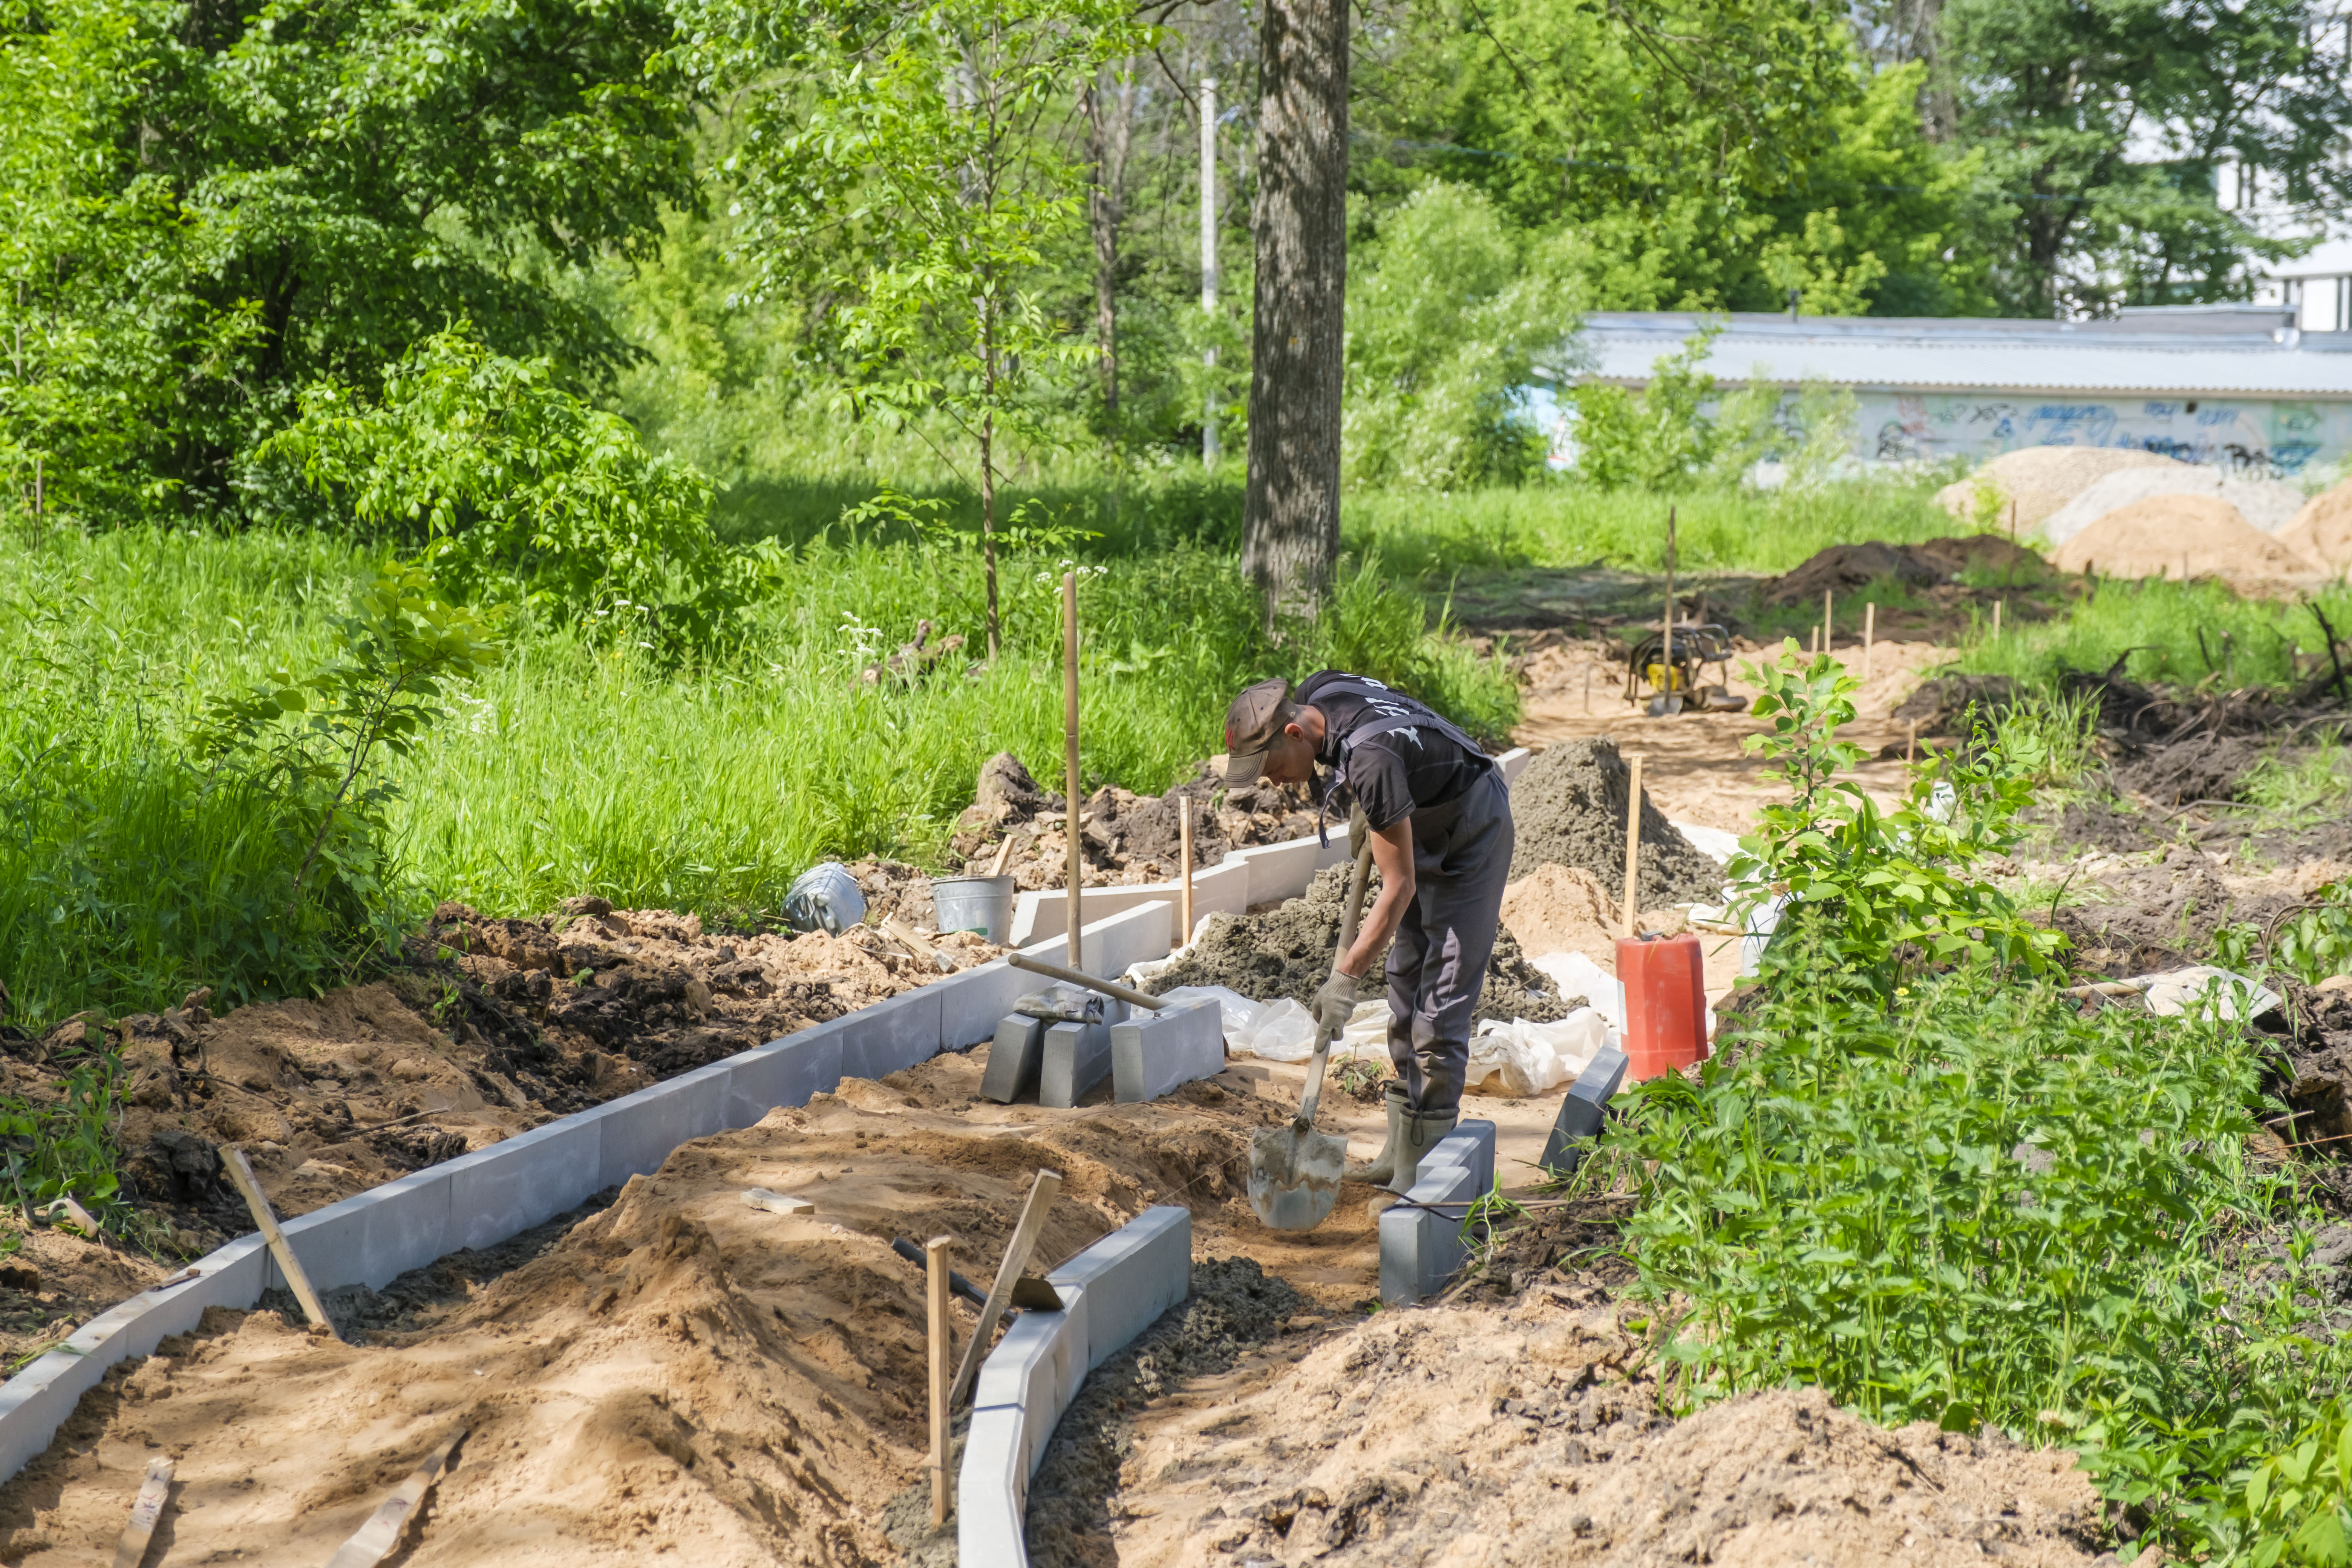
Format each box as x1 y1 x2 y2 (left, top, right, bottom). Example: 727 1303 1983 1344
1248 844 1375 1232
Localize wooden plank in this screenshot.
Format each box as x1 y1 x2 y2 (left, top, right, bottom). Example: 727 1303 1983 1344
948 1168 1064 1410
926 1235 953 1530
110 1456 173 1568
223 1147 340 1341
322 1428 465 1568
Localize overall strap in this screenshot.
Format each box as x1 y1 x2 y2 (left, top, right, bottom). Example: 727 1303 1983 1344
1312 680 1493 845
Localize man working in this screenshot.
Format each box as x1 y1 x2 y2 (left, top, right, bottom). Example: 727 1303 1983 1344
1221 672 1514 1199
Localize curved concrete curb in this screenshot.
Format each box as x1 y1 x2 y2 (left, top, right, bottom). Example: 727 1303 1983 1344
1378 1119 1499 1304
958 1205 1191 1568
0 902 1178 1486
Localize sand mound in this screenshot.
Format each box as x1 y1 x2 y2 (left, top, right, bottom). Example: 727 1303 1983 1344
2281 478 2352 573
1092 1290 2101 1568
1508 737 1723 905
1143 861 1570 1023
2043 466 2304 546
2050 493 2323 581
1500 865 1620 959
1936 446 2185 532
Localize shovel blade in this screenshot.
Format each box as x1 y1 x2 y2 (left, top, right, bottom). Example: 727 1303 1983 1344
1247 1124 1347 1231
1645 692 1684 718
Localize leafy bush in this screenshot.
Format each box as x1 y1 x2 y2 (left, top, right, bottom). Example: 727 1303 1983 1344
1731 643 2060 993
266 327 746 647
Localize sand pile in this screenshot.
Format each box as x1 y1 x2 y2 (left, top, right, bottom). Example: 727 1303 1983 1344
1500 865 1621 959
2050 493 2323 581
1142 861 1571 1023
1507 737 1723 905
1085 1288 2101 1568
2282 478 2352 573
0 1049 1326 1564
1936 445 2184 533
950 753 1315 890
2042 465 2304 546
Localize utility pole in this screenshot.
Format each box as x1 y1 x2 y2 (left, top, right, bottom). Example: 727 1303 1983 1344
1200 77 1219 468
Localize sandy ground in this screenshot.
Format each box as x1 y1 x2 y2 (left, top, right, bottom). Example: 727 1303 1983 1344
0 1046 1404 1565
1092 1289 2103 1568
1513 638 1956 834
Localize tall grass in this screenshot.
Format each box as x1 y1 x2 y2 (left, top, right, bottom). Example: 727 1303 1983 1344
1956 574 2352 692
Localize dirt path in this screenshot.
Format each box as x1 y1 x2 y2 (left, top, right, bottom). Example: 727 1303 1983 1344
1512 639 1955 833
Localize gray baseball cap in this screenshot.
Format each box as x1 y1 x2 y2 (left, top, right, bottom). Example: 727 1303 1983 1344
1222 678 1294 784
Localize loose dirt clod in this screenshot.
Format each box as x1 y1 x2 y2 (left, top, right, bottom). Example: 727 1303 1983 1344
951 754 1317 889
1507 737 1723 906
1142 862 1570 1023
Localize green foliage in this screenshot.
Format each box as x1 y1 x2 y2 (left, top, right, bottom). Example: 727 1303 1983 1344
2212 1403 2352 1566
1620 951 2352 1553
266 329 743 646
1342 183 1578 490
1731 642 2062 991
2211 879 2352 988
0 0 693 524
1312 556 1519 746
1567 326 1725 492
1958 576 2352 695
0 1044 127 1239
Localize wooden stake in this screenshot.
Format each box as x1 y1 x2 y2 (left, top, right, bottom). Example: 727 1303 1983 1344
1661 506 1677 696
1062 572 1084 973
224 1147 338 1341
1620 754 1644 941
111 1456 173 1568
1583 662 1592 715
1906 719 1917 764
1178 810 1194 941
1862 602 1876 683
988 833 1016 877
926 1234 953 1531
323 1428 465 1568
949 1168 1064 1410
1993 599 2003 638
1823 589 1833 657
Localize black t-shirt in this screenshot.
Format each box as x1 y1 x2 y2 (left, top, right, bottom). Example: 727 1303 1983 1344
1299 671 1490 832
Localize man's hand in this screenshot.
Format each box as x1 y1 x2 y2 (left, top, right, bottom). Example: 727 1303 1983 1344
1312 970 1360 1039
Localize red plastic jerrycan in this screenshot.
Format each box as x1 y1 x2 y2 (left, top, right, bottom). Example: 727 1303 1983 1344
1616 933 1708 1082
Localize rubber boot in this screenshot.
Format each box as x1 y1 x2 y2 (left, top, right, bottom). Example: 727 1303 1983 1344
1388 1104 1461 1196
1348 1083 1408 1185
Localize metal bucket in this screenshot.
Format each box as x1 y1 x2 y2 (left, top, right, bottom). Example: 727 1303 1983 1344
932 875 1016 943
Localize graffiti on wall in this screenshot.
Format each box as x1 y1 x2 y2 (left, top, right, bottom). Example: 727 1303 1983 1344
1862 392 2343 478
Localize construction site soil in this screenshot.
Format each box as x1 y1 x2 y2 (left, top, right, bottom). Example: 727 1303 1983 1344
1505 738 1721 904
1141 861 1573 1024
951 753 1318 889
0 887 999 1370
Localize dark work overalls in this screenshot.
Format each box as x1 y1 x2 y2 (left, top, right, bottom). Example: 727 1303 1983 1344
1314 678 1516 1118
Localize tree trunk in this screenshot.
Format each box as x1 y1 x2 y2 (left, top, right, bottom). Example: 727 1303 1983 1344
1083 72 1135 432
1243 0 1348 626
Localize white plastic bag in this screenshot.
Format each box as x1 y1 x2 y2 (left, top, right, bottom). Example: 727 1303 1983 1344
1530 950 1625 1030
1468 1008 1607 1096
1228 997 1318 1062
1333 998 1391 1064
1668 821 1743 867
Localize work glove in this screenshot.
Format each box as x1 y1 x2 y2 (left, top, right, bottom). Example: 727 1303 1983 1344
1347 802 1368 861
1312 970 1361 1041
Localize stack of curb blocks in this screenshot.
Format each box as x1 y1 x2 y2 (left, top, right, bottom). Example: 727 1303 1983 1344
959 1206 1192 1568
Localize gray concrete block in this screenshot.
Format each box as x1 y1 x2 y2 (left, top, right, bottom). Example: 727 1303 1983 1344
279 1164 453 1292
446 1114 604 1252
939 958 1030 1051
1047 1205 1191 1374
972 1284 1090 1477
1379 1158 1479 1304
1112 998 1224 1103
1020 901 1173 982
957 1403 1031 1568
1039 1020 1112 1108
723 1028 844 1129
586 1062 729 1194
1538 1046 1628 1176
1378 1121 1498 1305
838 985 944 1083
979 1014 1046 1104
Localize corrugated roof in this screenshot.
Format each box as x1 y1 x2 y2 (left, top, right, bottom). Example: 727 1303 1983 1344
1560 309 2352 398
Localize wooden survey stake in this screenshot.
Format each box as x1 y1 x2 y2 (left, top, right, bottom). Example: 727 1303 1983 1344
1179 810 1194 940
322 1429 464 1568
926 1235 953 1529
224 1147 339 1341
111 1456 173 1568
949 1168 1064 1410
1862 602 1876 683
1621 755 1645 941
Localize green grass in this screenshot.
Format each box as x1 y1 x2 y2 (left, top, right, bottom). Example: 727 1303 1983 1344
1955 574 2352 692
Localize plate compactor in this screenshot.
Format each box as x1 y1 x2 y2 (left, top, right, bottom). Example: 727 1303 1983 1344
1624 620 1748 717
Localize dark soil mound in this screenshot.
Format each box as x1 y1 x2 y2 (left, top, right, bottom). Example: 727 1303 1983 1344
1506 737 1722 907
1758 534 2048 608
951 755 1315 888
1910 534 2048 580
1891 674 2021 737
2053 844 2298 977
2113 733 2267 807
1141 861 1570 1023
